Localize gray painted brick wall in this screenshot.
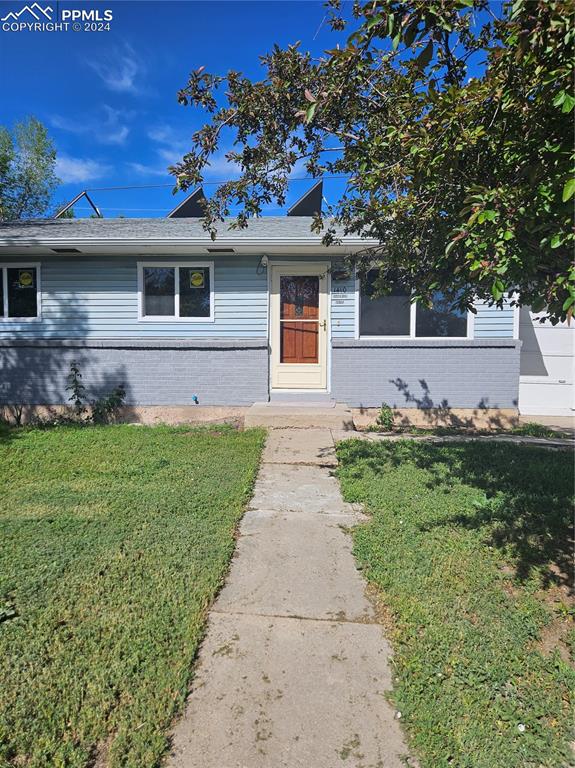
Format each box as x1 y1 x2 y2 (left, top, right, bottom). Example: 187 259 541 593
0 340 269 406
1 338 521 410
331 340 521 409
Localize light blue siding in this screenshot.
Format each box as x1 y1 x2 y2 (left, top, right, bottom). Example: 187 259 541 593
0 255 268 339
473 299 515 338
331 271 356 338
0 254 516 341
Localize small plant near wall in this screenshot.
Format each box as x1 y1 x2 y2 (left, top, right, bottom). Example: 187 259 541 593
66 360 87 417
62 360 126 425
376 402 394 432
90 385 126 424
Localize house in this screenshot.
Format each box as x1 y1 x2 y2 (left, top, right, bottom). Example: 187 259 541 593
0 191 525 428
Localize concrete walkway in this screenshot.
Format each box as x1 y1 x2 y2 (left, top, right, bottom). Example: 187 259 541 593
166 429 413 768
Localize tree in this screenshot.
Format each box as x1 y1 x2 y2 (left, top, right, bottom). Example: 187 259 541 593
53 204 75 220
172 0 574 322
0 117 59 221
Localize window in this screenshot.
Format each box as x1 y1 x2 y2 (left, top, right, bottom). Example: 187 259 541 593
0 265 40 319
359 270 470 338
359 271 411 336
138 262 214 321
415 292 468 338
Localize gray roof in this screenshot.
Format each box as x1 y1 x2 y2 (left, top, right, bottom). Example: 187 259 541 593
0 217 373 244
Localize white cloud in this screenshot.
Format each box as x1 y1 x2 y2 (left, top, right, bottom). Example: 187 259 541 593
100 105 132 144
203 151 241 179
131 125 190 178
145 124 240 180
156 146 184 166
87 43 142 94
147 125 186 148
127 162 171 178
148 124 189 155
50 105 134 146
55 156 111 183
106 124 130 145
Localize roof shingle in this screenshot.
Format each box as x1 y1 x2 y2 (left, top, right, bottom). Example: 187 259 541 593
0 217 368 243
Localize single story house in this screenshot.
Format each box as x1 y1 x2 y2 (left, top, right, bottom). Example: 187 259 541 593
0 203 524 427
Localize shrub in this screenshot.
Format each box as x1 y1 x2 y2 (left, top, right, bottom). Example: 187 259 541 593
376 402 394 431
90 385 126 424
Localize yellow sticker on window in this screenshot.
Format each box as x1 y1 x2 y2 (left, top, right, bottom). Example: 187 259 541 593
190 271 204 288
18 270 33 288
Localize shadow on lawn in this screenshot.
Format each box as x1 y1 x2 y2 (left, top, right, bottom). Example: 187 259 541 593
342 439 574 593
0 422 22 446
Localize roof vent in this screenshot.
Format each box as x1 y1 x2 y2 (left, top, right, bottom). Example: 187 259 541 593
167 187 207 218
287 180 323 217
207 247 235 253
51 248 81 253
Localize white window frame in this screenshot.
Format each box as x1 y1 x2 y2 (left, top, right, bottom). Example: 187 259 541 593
0 262 42 321
355 273 474 340
137 261 214 322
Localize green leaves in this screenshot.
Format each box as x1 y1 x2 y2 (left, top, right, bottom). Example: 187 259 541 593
553 90 575 113
366 12 383 30
477 209 498 224
305 102 317 123
562 177 575 202
416 40 434 70
491 279 505 301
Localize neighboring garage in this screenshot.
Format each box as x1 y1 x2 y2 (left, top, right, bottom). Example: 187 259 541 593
518 307 575 416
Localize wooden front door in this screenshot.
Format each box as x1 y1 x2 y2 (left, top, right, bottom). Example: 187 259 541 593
270 265 328 390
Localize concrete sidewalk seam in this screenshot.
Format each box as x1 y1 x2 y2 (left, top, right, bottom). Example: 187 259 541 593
209 608 379 626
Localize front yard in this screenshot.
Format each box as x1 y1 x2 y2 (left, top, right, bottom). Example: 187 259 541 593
337 439 574 768
0 424 264 767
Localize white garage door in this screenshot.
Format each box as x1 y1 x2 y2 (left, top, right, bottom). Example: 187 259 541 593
519 307 575 416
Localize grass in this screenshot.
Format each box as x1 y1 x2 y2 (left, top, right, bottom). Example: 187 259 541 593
509 421 570 439
0 423 264 768
336 439 575 768
364 422 570 439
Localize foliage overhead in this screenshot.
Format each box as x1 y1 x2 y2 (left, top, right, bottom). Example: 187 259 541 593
0 117 59 221
173 0 575 322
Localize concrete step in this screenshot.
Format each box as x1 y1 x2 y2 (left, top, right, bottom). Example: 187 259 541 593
268 392 336 406
245 403 355 430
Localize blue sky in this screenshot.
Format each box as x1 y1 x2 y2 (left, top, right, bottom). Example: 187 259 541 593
0 0 351 217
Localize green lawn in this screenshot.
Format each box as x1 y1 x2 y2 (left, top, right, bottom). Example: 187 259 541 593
0 424 264 768
336 439 574 768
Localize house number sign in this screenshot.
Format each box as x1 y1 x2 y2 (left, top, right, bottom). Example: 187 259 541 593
333 285 347 305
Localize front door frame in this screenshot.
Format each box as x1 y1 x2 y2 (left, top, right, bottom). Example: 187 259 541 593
269 262 331 392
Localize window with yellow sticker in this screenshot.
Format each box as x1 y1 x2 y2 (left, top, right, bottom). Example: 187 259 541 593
138 262 213 321
0 265 39 319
